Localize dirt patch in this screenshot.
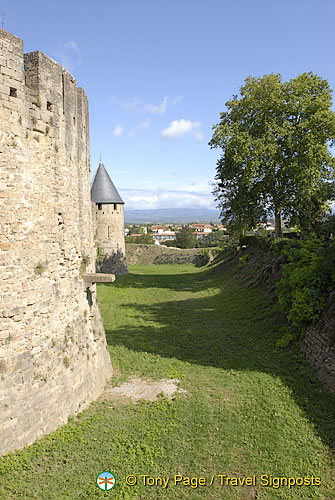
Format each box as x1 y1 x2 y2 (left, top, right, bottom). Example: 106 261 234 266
103 377 186 403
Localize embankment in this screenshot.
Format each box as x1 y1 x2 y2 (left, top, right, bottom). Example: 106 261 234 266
125 244 212 266
215 242 335 392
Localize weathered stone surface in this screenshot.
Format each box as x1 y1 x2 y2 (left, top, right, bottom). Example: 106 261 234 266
92 184 128 274
300 292 335 392
0 30 112 455
82 273 116 286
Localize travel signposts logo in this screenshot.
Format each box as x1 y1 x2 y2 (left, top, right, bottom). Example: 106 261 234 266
96 471 116 491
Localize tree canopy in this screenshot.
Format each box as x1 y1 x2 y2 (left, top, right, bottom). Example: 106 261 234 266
209 72 335 236
175 226 196 248
126 234 154 244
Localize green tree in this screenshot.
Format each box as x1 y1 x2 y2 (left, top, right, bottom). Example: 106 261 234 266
127 234 154 244
175 227 196 248
128 225 139 235
210 72 335 237
161 240 177 247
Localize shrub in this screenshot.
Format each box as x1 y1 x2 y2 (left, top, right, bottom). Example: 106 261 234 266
79 254 90 276
34 94 42 108
276 235 335 345
63 357 70 368
237 253 250 268
240 235 270 251
127 234 154 245
34 261 47 275
282 231 301 239
96 247 104 263
270 238 297 257
319 215 335 238
160 240 177 247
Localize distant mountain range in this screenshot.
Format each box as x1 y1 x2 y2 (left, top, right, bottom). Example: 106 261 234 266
124 208 221 224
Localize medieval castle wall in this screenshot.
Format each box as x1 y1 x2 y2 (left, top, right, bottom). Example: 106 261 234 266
0 30 112 455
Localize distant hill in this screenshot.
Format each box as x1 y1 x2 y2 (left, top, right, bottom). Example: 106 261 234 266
124 208 221 224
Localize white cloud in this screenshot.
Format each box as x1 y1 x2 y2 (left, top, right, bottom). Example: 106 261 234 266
118 186 215 210
145 96 168 115
193 129 204 141
117 96 171 115
180 180 213 192
161 119 204 141
128 119 150 137
54 41 81 73
113 124 124 137
122 97 142 113
172 95 183 104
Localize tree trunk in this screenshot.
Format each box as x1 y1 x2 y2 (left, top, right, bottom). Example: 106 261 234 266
239 227 245 247
275 210 282 237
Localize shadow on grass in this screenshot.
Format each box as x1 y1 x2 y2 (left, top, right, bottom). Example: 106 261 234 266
104 268 335 453
101 265 220 293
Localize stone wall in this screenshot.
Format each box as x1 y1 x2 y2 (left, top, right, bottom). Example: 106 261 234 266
0 30 112 455
300 292 335 392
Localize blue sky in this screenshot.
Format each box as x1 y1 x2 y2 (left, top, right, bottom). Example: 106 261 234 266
5 0 335 210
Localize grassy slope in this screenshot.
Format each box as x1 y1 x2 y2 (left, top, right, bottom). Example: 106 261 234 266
0 263 334 499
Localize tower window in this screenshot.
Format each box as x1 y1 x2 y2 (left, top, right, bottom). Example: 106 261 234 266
113 203 117 210
10 87 17 98
98 203 102 210
47 101 52 111
62 73 65 114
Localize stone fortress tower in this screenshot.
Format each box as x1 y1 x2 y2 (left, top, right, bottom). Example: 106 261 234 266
0 30 112 455
91 161 128 274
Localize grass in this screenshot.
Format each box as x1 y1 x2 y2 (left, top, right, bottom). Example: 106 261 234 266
0 263 334 499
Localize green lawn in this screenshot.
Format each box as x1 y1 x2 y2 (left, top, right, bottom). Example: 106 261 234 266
0 263 334 499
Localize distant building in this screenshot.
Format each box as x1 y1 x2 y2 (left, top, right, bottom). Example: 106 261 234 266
190 223 213 239
151 225 168 233
150 225 175 242
152 231 176 242
91 161 128 274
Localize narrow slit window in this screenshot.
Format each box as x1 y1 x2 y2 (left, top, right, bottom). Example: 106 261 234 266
47 101 52 111
10 87 17 98
113 203 117 210
62 73 65 114
98 203 102 210
73 116 76 126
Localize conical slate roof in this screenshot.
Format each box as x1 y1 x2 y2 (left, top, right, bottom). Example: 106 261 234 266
91 162 124 204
